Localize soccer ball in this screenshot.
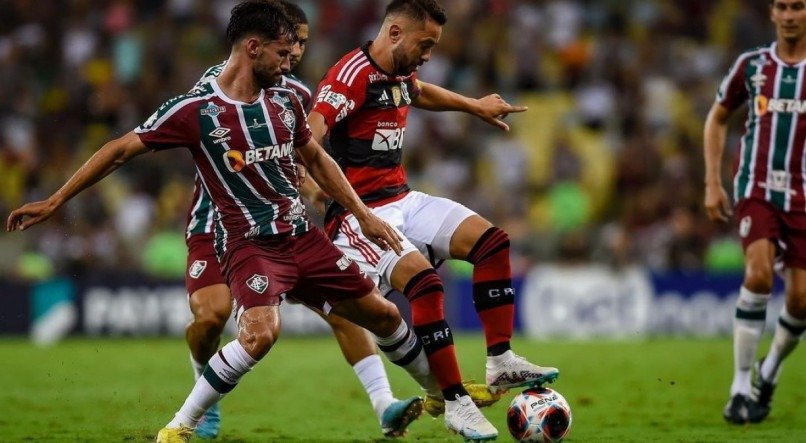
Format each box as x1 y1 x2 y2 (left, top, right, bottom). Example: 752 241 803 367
506 387 572 442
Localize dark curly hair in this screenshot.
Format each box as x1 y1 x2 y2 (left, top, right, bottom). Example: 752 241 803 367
226 1 296 45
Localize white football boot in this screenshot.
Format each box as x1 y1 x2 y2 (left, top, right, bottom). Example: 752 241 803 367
486 350 559 394
444 394 497 441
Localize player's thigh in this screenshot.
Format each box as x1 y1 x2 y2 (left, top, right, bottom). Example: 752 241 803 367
186 233 227 297
736 199 779 280
189 284 232 323
332 209 418 295
402 191 477 261
221 241 296 322
291 228 378 313
328 288 400 336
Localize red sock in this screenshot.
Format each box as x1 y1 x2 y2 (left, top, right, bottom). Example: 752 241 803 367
405 268 462 390
467 227 515 355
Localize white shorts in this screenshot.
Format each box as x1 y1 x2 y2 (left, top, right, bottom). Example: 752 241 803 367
332 191 476 295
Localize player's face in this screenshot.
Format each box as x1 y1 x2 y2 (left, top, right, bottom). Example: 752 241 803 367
771 0 806 43
253 35 293 87
391 18 442 75
289 24 309 70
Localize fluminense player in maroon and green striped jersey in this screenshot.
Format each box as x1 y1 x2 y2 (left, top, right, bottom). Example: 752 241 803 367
182 2 430 439
705 0 806 426
6 2 435 442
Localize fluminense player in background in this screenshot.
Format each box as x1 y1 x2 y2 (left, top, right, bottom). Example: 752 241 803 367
303 0 560 440
705 0 806 426
6 2 437 442
183 1 426 438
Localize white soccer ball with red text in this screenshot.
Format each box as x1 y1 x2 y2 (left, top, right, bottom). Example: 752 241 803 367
506 387 572 442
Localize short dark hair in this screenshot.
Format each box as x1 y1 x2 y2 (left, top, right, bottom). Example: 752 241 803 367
385 0 447 26
226 1 296 45
278 0 308 25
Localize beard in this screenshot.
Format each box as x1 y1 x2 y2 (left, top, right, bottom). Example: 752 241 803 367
254 65 280 89
391 47 416 76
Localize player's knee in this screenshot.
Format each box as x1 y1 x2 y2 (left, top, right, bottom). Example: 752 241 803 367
372 299 402 336
238 321 279 359
744 266 774 294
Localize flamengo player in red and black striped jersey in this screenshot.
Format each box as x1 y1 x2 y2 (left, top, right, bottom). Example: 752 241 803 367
6 3 428 442
705 0 806 426
303 1 559 439
180 4 432 438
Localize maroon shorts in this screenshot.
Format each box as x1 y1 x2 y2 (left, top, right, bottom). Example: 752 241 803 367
186 233 226 295
736 198 806 268
220 228 375 314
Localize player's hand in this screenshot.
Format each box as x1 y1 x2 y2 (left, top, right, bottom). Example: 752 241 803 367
356 212 404 255
476 94 528 131
6 199 59 232
704 184 733 222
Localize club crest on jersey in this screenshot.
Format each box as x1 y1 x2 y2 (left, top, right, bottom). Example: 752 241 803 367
280 109 296 132
739 216 751 238
391 86 402 106
201 102 226 117
246 274 269 294
189 260 207 279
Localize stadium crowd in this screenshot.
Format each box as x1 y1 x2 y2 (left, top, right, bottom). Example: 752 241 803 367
0 0 774 280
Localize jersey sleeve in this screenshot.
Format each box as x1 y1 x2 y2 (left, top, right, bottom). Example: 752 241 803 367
134 96 198 151
311 72 366 129
289 92 313 147
716 54 750 111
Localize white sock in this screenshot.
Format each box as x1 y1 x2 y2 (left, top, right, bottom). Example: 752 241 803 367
190 354 205 381
375 320 441 398
168 340 257 428
760 306 806 382
353 354 394 422
730 287 769 396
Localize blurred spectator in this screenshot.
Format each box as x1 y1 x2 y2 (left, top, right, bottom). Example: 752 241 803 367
4 0 765 277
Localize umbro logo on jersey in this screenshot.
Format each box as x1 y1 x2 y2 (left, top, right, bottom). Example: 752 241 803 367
750 73 767 89
209 127 232 144
209 127 231 138
246 274 269 294
189 260 207 279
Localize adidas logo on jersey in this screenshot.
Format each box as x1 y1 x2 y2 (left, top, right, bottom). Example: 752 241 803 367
380 90 390 102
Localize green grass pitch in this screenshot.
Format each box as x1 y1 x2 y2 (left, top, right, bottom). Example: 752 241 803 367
1 335 805 442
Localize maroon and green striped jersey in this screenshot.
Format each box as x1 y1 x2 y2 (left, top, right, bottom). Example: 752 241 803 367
135 79 313 254
185 61 312 238
718 42 806 213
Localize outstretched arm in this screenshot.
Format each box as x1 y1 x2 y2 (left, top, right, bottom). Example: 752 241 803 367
413 81 527 131
7 131 148 232
296 138 402 255
703 102 734 222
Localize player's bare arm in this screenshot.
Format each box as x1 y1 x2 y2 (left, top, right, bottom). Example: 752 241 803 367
6 131 149 232
703 102 734 223
412 81 527 131
299 111 332 213
296 138 403 255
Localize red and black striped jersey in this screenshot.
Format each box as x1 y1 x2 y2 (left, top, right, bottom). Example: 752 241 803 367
135 79 313 255
312 42 421 207
719 42 806 212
